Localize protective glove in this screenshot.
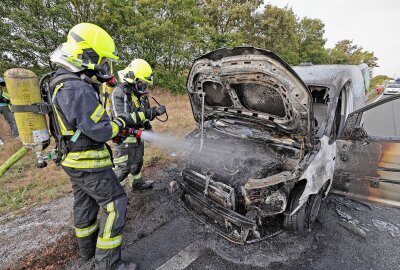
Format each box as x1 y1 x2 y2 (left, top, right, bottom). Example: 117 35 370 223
129 111 144 129
145 105 166 121
143 121 152 131
112 113 133 132
112 133 128 145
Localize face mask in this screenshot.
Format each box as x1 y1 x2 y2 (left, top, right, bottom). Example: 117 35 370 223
95 61 117 87
136 80 149 95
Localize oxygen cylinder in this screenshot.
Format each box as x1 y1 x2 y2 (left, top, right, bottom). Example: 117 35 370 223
4 68 50 151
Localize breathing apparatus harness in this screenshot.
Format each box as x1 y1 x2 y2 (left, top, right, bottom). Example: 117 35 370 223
39 71 112 166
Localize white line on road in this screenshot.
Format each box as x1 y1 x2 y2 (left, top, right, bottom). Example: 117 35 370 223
373 93 384 103
156 243 202 270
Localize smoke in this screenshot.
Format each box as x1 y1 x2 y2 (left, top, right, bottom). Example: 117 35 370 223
141 130 246 160
141 131 189 153
141 130 281 187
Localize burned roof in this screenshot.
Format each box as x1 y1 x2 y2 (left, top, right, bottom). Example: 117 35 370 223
293 64 366 96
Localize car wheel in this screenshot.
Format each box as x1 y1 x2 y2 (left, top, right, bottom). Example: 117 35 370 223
284 185 323 235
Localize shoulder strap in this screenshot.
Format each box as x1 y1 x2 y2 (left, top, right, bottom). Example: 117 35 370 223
49 73 82 92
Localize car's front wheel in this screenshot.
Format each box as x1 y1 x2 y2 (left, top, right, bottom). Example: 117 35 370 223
284 185 323 235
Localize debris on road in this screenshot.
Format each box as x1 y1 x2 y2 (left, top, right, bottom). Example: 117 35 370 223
336 207 368 238
338 220 367 238
336 207 353 220
372 219 400 237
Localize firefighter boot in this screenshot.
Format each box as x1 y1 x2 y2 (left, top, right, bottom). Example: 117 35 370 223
132 179 154 191
129 173 154 191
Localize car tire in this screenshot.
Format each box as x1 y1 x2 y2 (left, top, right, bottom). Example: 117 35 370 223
284 185 323 235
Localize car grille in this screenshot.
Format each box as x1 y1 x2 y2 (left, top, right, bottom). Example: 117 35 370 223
182 168 236 210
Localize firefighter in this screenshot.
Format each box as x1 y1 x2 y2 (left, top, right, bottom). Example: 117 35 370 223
0 77 19 145
111 59 166 190
49 23 140 270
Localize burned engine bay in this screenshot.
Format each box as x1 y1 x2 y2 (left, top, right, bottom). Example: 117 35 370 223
180 118 304 243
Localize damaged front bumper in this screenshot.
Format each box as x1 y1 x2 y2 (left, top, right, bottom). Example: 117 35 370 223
180 169 283 244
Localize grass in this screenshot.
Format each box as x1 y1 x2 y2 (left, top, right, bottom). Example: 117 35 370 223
0 89 195 216
367 89 379 102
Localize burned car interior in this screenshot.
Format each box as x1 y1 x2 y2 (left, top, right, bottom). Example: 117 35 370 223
179 47 377 244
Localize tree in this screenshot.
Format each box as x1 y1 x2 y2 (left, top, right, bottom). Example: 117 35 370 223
328 39 378 67
245 5 300 65
0 0 381 94
199 0 263 49
0 0 102 75
298 17 329 64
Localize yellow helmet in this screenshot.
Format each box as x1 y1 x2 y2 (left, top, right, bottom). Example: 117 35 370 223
64 23 119 65
50 23 119 76
124 59 154 85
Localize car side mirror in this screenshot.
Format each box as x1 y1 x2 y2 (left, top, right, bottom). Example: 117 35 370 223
349 127 369 141
341 112 361 138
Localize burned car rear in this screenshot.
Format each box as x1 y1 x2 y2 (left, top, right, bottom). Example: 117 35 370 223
178 47 338 244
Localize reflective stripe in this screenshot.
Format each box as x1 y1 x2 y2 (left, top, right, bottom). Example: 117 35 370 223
75 221 99 238
62 147 112 169
104 202 116 239
97 235 122 249
127 174 134 186
62 157 112 169
111 90 119 117
111 122 119 138
132 172 142 180
52 83 75 136
2 91 10 100
138 111 146 121
113 154 128 164
132 95 140 108
90 104 105 123
66 148 110 160
130 112 137 123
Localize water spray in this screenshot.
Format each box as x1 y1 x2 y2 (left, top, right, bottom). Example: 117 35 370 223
198 91 206 153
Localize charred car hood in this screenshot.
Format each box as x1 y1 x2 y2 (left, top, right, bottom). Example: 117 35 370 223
187 47 313 144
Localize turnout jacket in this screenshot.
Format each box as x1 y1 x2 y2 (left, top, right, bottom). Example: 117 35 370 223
110 83 153 143
51 68 120 171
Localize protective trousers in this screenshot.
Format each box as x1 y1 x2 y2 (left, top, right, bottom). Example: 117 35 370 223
63 166 128 270
113 140 144 186
0 106 18 137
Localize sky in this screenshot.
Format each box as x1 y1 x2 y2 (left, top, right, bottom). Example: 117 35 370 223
267 0 399 77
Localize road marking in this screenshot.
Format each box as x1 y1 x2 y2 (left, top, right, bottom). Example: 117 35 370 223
374 93 384 103
156 243 202 270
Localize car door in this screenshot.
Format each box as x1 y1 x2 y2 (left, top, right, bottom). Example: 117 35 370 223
333 94 400 208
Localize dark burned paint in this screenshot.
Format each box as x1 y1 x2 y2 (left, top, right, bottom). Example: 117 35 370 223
333 94 400 208
293 64 366 139
180 47 380 244
186 47 313 147
334 140 400 208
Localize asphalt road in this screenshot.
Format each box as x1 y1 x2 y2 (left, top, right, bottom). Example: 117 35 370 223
69 166 400 270
67 93 400 270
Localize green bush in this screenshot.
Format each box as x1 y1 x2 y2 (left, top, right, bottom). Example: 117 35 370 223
154 66 187 95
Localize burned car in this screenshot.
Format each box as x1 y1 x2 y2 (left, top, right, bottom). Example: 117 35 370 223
177 47 377 244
